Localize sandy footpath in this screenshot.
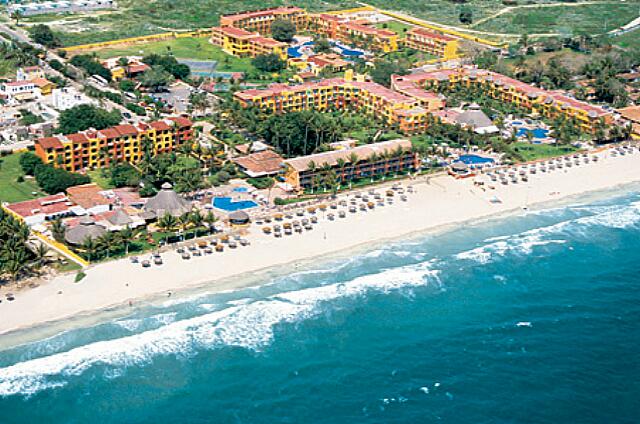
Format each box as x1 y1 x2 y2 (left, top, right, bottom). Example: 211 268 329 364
2 147 640 336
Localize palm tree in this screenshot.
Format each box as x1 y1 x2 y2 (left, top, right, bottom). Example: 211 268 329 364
336 158 346 186
81 237 98 262
30 243 51 272
157 213 178 245
11 10 23 26
118 226 136 255
98 231 116 259
50 217 65 242
204 211 217 233
178 212 192 240
189 211 204 236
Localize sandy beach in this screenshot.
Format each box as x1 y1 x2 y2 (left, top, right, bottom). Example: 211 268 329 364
2 147 640 338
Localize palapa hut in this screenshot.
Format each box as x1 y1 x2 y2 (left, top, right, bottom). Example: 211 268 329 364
64 215 107 245
143 182 192 218
228 210 250 226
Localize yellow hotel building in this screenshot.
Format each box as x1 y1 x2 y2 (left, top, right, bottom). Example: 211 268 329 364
35 117 194 172
234 75 444 134
404 28 458 59
211 26 288 60
398 68 613 132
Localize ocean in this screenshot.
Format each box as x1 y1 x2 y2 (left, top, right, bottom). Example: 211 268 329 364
1 187 639 423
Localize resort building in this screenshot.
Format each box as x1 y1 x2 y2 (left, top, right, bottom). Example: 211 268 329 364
617 105 640 139
219 6 308 33
394 68 612 132
308 14 399 52
404 28 458 59
234 76 443 135
283 139 419 191
143 182 192 218
232 150 285 177
211 26 288 60
34 117 194 172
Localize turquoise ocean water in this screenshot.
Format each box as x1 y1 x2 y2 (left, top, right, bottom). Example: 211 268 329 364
1 186 639 423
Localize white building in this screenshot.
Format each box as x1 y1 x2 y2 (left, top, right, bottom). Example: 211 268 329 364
0 81 41 104
16 66 45 81
51 87 96 110
8 0 116 16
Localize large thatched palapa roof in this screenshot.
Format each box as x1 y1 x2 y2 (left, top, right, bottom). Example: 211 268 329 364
143 182 192 218
64 215 107 245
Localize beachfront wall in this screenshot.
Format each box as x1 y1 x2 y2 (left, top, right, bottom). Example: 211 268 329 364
220 6 309 34
211 26 288 60
234 77 444 135
34 117 193 172
409 68 612 133
282 139 419 191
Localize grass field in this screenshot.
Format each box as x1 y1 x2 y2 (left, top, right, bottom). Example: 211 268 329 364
375 20 414 35
92 37 255 72
512 142 577 162
475 2 640 36
610 29 640 50
85 169 114 189
0 152 45 203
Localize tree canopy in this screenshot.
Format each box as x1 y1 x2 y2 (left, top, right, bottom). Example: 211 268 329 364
271 19 296 42
142 54 190 80
251 53 286 72
140 66 175 91
70 54 112 82
370 59 409 87
30 24 61 48
57 104 122 134
34 163 91 194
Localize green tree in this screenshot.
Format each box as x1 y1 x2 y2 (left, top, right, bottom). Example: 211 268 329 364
34 163 91 194
459 6 473 24
57 104 122 134
271 19 296 42
30 25 61 48
19 152 43 175
370 59 408 87
140 66 175 92
252 54 286 72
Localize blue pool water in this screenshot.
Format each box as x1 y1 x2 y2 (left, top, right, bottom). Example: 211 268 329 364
516 127 550 139
288 41 365 58
458 154 495 165
2 186 640 423
212 196 257 211
232 187 249 193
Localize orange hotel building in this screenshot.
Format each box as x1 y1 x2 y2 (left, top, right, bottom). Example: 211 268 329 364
211 26 288 60
219 6 308 34
35 117 193 172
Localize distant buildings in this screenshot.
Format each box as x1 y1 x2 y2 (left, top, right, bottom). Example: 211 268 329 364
34 117 194 172
7 0 117 17
0 81 41 104
16 66 45 82
283 139 418 190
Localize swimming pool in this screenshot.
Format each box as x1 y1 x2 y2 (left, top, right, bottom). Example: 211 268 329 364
516 127 550 139
213 197 258 211
287 41 365 58
458 154 495 165
232 187 249 193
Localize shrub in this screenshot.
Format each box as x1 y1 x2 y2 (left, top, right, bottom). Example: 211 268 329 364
75 271 86 282
57 104 122 134
19 152 43 175
34 163 91 194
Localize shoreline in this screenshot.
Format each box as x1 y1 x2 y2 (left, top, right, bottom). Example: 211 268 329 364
2 148 640 343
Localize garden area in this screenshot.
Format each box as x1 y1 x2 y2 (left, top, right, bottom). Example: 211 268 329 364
510 142 578 161
0 152 46 203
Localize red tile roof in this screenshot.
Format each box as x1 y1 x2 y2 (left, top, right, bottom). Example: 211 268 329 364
407 27 456 42
113 124 139 136
221 6 304 21
66 183 114 209
168 116 193 128
6 194 72 218
150 120 172 131
37 136 64 150
67 133 89 144
98 127 120 139
232 150 284 176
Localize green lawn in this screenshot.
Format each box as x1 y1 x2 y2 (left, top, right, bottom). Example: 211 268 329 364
86 169 114 189
375 20 414 35
0 152 45 203
610 29 640 50
92 37 255 72
512 142 577 162
475 2 640 36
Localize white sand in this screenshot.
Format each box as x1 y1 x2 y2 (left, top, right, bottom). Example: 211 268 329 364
2 147 640 336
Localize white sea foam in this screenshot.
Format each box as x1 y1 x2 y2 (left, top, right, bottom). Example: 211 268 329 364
113 319 142 332
0 261 439 398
